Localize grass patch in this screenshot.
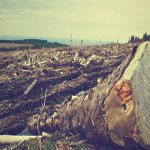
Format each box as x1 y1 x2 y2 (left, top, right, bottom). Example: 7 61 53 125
43 140 55 150
72 144 85 150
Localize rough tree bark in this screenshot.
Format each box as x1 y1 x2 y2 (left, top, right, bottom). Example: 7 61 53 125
28 42 150 149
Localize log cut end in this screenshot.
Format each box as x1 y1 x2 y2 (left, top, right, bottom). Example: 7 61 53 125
104 42 150 149
130 42 150 150
104 79 136 146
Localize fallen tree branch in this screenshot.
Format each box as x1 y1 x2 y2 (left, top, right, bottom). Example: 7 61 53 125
0 135 42 144
24 79 37 95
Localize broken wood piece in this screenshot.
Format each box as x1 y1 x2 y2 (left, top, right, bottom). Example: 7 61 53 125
37 60 47 65
0 135 42 144
24 79 37 95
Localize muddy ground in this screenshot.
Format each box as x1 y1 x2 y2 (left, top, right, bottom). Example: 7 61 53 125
0 43 136 136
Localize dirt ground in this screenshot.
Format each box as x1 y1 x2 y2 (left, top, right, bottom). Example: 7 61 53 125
0 43 140 149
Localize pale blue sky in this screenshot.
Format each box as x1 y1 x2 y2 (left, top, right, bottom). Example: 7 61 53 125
0 0 150 42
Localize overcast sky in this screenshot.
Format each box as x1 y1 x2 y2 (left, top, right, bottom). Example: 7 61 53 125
0 0 149 42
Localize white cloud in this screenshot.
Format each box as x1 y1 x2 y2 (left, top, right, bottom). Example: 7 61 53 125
0 0 150 42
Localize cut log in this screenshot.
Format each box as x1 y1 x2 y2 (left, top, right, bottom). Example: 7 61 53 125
28 42 150 149
104 42 150 149
0 135 42 144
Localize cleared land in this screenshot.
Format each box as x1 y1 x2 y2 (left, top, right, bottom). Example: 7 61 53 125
0 43 136 134
0 43 139 149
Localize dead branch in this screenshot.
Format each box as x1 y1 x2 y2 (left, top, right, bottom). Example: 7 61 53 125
24 79 37 95
0 135 42 144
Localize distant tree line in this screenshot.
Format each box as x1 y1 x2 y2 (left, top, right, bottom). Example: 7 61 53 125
129 33 150 43
0 46 32 52
0 39 68 49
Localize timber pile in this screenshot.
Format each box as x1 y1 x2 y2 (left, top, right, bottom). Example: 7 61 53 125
0 43 136 135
